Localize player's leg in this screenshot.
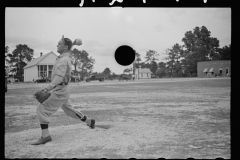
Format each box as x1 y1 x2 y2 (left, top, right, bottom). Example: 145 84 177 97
61 99 95 129
32 89 68 145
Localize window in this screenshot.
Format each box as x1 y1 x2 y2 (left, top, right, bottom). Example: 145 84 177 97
38 65 48 79
226 68 229 74
48 65 53 78
141 73 143 77
147 73 148 77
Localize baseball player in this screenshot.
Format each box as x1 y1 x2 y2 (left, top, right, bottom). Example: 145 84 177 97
32 36 95 145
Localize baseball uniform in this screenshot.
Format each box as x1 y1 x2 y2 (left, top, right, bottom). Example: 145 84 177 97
36 52 88 124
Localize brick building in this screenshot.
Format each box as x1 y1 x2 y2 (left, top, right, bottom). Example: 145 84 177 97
197 60 231 77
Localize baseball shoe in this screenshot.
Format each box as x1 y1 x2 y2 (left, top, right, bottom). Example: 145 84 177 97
31 136 52 145
88 119 95 129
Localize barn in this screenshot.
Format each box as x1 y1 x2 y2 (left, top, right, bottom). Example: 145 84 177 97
23 52 58 82
197 60 231 78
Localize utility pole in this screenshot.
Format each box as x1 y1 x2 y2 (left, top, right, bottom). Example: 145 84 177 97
17 51 19 83
138 61 139 80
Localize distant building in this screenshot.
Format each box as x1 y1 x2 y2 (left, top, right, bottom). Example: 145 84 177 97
134 68 152 79
23 52 58 82
197 60 231 77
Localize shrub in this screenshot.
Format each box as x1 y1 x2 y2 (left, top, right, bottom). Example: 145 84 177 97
191 73 197 77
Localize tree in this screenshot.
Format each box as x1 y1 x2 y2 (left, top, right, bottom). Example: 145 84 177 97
143 62 151 69
156 62 167 78
70 48 83 82
5 46 11 74
71 48 82 72
92 72 98 75
156 68 166 78
181 51 198 77
74 50 95 80
166 60 174 77
207 37 221 60
5 46 9 58
158 62 166 69
217 44 231 60
181 26 220 76
123 68 131 74
8 44 34 81
175 61 182 77
145 50 159 63
133 50 141 73
103 67 111 75
169 44 183 62
145 50 159 76
166 43 184 77
150 61 158 75
111 72 117 79
133 50 141 79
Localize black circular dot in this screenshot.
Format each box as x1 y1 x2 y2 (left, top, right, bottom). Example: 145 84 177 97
114 45 135 66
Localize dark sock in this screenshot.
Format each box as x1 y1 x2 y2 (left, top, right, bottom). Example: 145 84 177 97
75 114 87 122
81 115 87 122
40 124 48 129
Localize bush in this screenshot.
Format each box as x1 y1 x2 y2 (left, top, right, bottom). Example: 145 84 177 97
164 75 171 78
191 73 197 77
172 72 178 77
178 72 188 77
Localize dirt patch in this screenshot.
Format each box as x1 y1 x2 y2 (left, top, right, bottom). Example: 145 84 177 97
5 78 230 158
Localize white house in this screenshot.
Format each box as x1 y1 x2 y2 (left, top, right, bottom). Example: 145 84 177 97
23 52 58 82
134 68 152 79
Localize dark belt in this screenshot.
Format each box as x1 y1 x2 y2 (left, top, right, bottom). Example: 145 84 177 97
59 82 68 85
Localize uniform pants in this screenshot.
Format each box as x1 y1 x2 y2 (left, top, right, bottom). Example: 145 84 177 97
36 84 85 124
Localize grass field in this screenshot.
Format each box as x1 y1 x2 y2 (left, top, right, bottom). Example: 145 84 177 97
5 77 231 158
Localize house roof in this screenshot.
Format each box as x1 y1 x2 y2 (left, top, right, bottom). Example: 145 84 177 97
135 68 152 73
23 52 57 69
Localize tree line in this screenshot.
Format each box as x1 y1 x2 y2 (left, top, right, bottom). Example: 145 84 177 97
124 26 231 78
5 45 34 81
5 44 120 81
5 43 120 81
5 26 231 81
5 45 95 81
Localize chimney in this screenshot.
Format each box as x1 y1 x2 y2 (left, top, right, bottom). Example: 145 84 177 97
40 52 43 57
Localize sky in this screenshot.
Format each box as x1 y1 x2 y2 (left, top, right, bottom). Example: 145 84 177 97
5 7 231 74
